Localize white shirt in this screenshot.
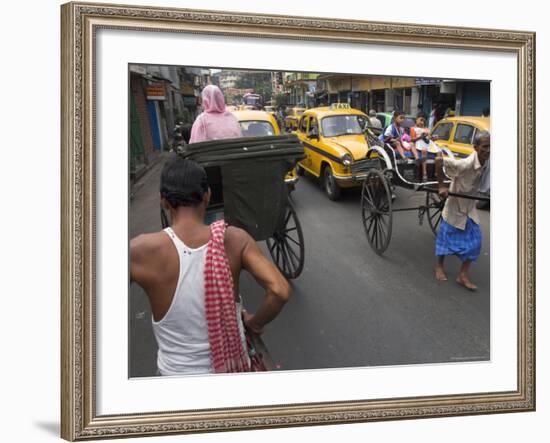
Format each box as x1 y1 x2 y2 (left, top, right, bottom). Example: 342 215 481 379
152 227 248 376
442 152 487 229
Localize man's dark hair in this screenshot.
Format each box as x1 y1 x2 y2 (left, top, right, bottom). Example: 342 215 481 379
482 107 490 117
160 157 208 209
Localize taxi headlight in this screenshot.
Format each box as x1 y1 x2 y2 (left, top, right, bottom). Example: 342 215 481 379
342 154 353 166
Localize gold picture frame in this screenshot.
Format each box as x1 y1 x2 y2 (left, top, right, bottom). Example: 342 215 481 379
61 1 536 440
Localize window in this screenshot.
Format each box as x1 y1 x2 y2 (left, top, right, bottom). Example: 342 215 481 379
321 115 364 137
239 121 275 137
309 117 318 134
432 122 453 141
299 116 308 133
356 115 368 130
453 124 476 144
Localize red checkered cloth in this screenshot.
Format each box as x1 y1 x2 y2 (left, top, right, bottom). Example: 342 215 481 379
204 220 251 373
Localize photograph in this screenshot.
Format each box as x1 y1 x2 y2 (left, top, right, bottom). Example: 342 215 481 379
128 65 492 377
60 3 535 439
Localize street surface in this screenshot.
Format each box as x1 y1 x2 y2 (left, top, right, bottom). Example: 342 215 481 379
129 153 490 377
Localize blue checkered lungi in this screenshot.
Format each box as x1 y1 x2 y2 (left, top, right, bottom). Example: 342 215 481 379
435 217 482 262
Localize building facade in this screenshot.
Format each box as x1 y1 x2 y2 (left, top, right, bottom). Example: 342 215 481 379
313 74 490 118
128 64 212 183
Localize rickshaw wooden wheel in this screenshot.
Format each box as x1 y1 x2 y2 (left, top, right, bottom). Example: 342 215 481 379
266 201 305 279
361 169 393 255
426 191 444 236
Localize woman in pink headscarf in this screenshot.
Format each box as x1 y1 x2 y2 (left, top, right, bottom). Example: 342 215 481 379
189 85 243 143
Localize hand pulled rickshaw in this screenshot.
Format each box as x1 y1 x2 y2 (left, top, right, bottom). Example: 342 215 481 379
352 130 490 255
160 134 306 279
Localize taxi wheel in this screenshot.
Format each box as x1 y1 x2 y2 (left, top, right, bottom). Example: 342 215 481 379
296 163 305 176
322 165 341 200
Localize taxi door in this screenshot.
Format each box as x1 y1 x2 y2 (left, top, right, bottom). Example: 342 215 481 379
301 116 324 177
298 116 314 174
432 121 454 154
445 122 477 157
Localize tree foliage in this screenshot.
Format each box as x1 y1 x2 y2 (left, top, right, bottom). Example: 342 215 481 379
234 72 272 101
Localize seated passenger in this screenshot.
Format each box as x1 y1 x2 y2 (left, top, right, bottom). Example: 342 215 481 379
379 110 419 163
410 114 431 181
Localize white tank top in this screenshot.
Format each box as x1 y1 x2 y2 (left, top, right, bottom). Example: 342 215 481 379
152 227 248 376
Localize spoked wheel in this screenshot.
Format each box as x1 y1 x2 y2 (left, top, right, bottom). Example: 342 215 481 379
361 169 393 255
426 191 444 236
160 207 170 228
266 202 305 279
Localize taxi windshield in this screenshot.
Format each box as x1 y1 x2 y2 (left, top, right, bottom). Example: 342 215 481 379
239 121 276 137
322 115 364 137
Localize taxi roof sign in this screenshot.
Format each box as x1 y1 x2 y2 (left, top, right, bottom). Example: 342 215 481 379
330 103 351 110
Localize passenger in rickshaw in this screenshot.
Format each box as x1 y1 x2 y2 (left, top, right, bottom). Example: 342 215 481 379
410 113 432 181
189 85 243 143
379 110 420 164
189 85 243 224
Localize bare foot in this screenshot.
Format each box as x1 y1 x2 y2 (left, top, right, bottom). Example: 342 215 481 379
435 266 448 281
456 275 477 291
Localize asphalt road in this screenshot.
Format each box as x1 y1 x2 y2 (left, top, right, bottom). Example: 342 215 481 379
129 154 490 377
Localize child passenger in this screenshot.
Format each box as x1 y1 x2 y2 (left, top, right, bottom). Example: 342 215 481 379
379 110 419 163
410 114 431 181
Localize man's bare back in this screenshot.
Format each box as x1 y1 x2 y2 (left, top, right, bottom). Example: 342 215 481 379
131 219 289 334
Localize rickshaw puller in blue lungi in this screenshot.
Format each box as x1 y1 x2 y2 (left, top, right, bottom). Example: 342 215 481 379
434 131 491 291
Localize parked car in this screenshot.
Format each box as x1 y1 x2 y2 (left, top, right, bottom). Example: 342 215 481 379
263 105 276 116
295 103 369 200
284 107 306 132
430 116 490 157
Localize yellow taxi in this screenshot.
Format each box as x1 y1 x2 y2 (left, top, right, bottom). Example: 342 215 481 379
430 116 490 157
231 109 299 188
295 103 369 200
284 107 306 132
264 105 276 117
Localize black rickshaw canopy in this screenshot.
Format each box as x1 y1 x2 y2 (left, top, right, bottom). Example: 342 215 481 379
180 135 305 242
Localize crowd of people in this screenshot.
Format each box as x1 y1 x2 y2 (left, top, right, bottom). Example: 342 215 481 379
130 84 491 376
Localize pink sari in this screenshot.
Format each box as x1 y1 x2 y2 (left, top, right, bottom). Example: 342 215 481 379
189 85 243 143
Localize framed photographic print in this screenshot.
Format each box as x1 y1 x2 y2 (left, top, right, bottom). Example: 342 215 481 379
61 1 535 440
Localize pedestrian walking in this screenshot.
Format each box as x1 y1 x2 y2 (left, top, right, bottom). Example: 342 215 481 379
434 131 491 290
130 157 291 375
